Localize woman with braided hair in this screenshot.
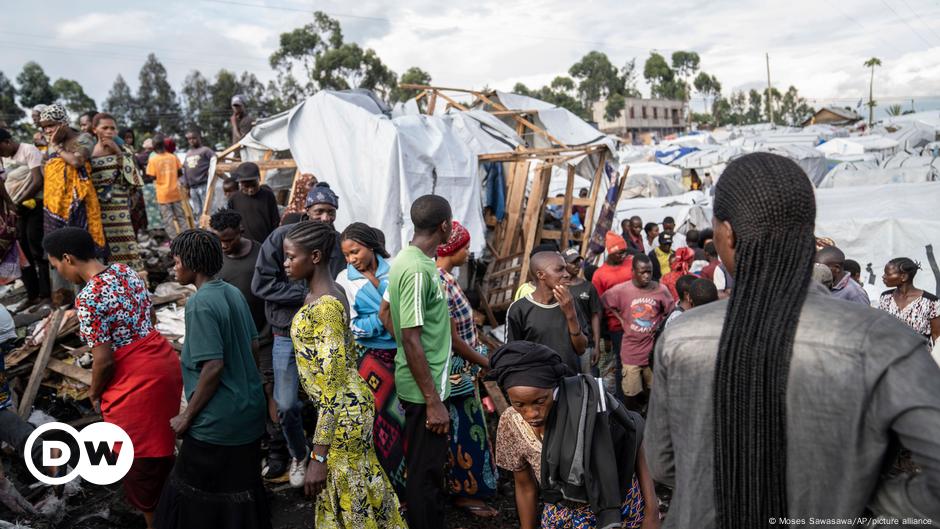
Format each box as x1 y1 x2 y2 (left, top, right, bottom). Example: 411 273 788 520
646 152 940 527
154 229 269 529
879 257 940 345
283 220 406 529
335 222 407 497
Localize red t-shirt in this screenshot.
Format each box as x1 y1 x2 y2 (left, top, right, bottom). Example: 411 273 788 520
591 258 634 332
601 281 675 366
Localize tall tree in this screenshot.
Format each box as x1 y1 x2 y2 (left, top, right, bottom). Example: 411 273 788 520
643 52 675 99
51 78 96 115
0 71 25 126
693 72 721 122
104 74 135 128
16 62 55 109
568 51 621 110
778 86 814 126
746 89 763 124
270 12 397 100
181 70 211 137
134 54 181 135
864 57 881 126
764 87 782 124
390 67 431 103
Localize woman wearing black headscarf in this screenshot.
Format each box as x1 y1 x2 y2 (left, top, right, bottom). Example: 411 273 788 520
334 222 406 497
490 341 660 529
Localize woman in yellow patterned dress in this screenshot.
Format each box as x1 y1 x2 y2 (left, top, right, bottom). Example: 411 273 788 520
283 220 407 529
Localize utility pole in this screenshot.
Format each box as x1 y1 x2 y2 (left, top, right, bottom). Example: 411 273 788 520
766 53 774 125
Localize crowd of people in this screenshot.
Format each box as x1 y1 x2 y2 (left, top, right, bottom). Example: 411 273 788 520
0 106 938 529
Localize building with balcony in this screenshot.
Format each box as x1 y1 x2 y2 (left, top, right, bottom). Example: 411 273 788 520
592 97 688 143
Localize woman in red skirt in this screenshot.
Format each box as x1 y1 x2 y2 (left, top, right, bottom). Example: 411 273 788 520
44 227 182 529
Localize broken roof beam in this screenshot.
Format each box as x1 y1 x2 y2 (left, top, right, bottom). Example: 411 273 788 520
398 84 569 148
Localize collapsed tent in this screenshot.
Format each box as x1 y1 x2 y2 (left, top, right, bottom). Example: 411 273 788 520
285 90 523 254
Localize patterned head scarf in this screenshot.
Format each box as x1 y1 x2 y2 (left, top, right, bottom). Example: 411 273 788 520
437 221 470 257
39 103 68 124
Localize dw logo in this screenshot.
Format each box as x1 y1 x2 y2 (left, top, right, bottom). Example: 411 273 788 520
23 422 134 485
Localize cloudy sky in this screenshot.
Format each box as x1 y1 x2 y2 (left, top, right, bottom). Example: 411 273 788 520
3 0 939 114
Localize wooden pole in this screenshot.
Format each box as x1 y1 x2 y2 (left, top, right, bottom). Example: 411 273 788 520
766 53 774 125
19 309 65 418
560 165 575 250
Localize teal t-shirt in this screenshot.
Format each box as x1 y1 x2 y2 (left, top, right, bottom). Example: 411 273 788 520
388 245 452 404
181 280 266 445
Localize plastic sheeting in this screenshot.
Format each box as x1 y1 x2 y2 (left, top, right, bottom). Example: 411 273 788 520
814 182 940 299
493 91 617 154
818 154 939 188
285 90 522 255
615 191 712 235
816 136 899 159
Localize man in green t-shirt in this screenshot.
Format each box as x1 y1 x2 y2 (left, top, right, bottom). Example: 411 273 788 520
157 230 269 527
385 195 454 529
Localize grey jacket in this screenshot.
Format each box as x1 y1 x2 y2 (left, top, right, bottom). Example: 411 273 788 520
647 284 940 528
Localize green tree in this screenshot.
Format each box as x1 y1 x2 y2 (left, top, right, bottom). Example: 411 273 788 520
134 54 181 135
181 70 212 137
604 93 625 122
0 71 25 126
693 72 721 123
390 67 431 103
51 78 96 115
864 57 881 126
671 50 700 104
886 104 903 117
16 62 55 109
764 87 782 124
568 51 621 109
104 74 135 129
643 52 676 99
746 89 763 124
778 86 814 125
618 59 642 98
711 96 732 126
270 12 398 100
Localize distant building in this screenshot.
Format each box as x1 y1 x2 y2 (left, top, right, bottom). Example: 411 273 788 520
802 106 862 127
592 98 688 143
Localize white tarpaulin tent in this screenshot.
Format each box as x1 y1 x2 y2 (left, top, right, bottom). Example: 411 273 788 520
818 154 938 188
285 90 523 254
815 182 940 300
493 91 618 154
816 136 899 160
615 191 712 235
752 144 829 186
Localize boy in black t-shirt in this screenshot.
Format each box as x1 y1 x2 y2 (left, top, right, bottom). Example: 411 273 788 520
506 250 588 374
562 248 602 374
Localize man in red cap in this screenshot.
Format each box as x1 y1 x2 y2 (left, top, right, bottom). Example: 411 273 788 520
591 231 635 395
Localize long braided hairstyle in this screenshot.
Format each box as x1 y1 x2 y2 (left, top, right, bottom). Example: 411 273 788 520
169 229 223 276
712 153 816 528
287 220 337 261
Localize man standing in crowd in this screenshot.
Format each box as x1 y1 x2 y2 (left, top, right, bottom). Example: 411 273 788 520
563 247 602 374
231 95 253 145
228 162 280 244
145 133 187 239
183 130 213 217
816 246 870 306
592 232 635 393
250 182 343 486
507 249 588 375
603 254 674 411
689 277 719 308
0 129 49 307
844 258 863 286
622 216 645 255
385 195 455 529
649 232 674 281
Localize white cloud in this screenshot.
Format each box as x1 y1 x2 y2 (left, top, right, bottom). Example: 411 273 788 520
56 11 157 44
3 0 936 110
